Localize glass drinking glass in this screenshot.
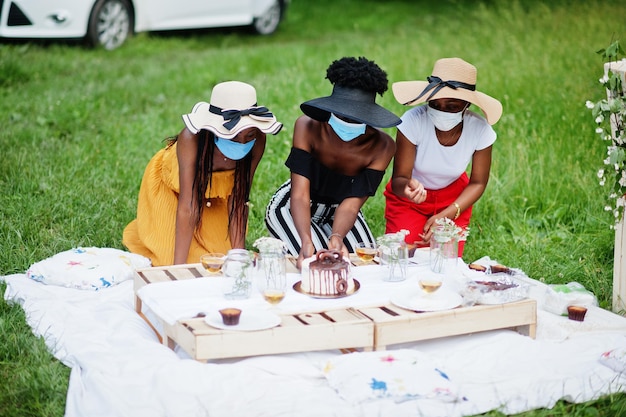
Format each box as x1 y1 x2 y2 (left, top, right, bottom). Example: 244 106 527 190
355 242 378 264
378 235 408 282
256 251 287 308
200 253 226 274
222 249 253 299
418 277 443 296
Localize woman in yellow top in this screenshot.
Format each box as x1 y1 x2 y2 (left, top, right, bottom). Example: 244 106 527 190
123 81 282 266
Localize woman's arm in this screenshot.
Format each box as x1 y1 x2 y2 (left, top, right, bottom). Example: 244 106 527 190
290 117 317 266
390 130 427 204
328 195 368 256
174 127 200 264
422 145 492 240
290 172 315 265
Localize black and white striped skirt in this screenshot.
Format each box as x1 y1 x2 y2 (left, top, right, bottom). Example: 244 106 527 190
264 180 375 257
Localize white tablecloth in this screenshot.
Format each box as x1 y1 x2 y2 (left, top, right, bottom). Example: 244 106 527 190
138 252 448 325
3 254 626 417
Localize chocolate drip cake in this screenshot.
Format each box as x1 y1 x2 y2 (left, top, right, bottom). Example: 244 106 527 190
301 250 353 296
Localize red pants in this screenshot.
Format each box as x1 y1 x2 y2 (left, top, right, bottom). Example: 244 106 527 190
384 173 472 256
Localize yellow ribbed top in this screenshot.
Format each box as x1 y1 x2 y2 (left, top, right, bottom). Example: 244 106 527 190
123 142 235 266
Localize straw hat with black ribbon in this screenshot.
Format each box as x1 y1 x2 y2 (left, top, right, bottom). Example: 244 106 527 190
392 57 502 125
182 81 282 139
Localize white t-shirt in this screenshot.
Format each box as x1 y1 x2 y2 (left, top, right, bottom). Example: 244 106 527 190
398 105 497 190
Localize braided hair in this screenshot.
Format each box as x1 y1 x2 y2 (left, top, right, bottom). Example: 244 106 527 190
168 131 252 243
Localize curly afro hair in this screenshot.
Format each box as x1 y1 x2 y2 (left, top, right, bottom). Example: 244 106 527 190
325 57 389 96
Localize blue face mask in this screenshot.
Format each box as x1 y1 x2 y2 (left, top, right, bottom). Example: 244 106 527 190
214 137 256 160
328 113 366 142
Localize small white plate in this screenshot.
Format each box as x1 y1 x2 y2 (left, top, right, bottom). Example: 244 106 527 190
205 310 281 331
391 288 463 312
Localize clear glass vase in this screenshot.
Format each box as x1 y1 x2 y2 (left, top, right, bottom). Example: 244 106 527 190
222 249 253 299
378 234 408 282
256 251 286 288
430 234 459 274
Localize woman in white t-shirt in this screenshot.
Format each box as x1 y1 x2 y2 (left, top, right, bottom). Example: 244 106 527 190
384 58 502 256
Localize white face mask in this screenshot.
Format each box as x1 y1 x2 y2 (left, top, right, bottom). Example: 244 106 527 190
427 105 465 131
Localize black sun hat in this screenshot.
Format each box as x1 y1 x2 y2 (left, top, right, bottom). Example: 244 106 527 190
300 85 401 128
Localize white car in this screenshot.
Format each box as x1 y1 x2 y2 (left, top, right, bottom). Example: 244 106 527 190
0 0 289 50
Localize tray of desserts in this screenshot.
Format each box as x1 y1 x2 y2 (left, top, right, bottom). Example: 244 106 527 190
464 273 530 305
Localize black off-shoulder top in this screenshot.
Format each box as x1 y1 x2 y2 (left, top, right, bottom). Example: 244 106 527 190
285 147 385 204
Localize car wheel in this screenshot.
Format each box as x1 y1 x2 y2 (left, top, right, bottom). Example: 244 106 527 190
252 0 284 35
86 0 133 50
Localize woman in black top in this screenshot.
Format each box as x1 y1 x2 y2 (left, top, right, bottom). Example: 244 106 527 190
265 57 401 268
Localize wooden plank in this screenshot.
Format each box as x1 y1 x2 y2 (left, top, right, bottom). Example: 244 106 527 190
170 308 374 360
359 299 537 350
294 312 335 325
133 263 209 313
138 264 207 281
277 314 305 327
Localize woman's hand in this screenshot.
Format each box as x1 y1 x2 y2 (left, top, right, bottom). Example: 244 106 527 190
404 178 428 204
297 240 316 270
418 214 442 245
328 234 349 259
390 131 423 203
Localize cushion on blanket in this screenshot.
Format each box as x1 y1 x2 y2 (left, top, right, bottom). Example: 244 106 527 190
600 346 626 373
26 247 151 290
322 349 460 404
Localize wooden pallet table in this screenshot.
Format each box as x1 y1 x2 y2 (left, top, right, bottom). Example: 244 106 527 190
357 299 537 351
134 264 537 361
164 308 374 362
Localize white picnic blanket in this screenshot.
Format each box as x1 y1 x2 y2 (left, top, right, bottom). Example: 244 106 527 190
3 255 626 417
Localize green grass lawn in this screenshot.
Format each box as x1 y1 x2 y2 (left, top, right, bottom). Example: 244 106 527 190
1 0 626 415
